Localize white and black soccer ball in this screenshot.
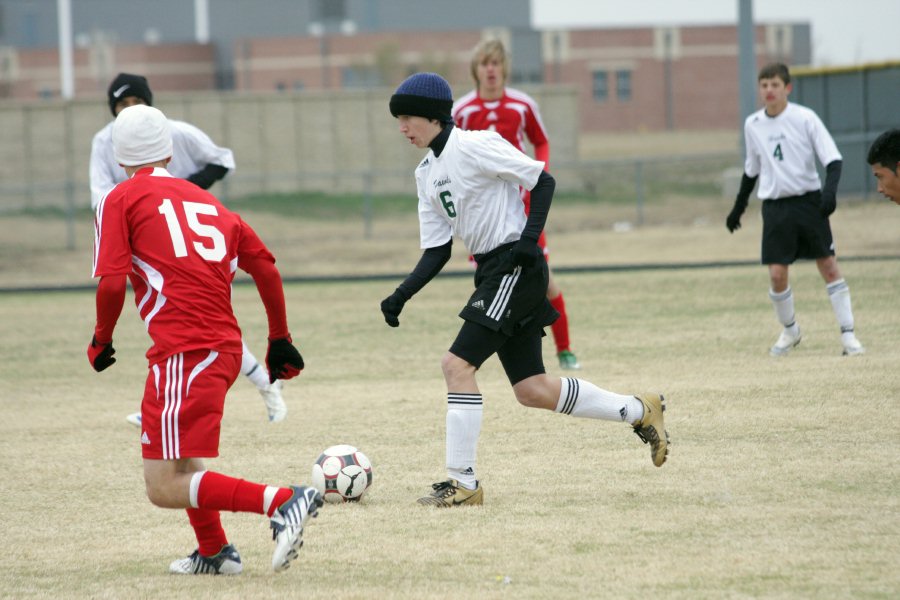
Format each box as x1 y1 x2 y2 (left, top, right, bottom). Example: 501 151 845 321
311 444 373 504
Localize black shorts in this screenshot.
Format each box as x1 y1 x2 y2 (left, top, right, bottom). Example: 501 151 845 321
761 191 835 264
449 241 559 385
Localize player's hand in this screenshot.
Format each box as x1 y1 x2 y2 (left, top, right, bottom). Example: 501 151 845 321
266 336 304 383
87 335 116 372
819 195 836 217
511 236 542 267
380 291 406 327
726 202 746 233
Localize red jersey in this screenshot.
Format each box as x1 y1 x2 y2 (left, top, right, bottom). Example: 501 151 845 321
92 167 274 363
452 87 549 159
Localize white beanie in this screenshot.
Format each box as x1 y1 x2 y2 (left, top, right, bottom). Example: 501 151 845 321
112 104 173 166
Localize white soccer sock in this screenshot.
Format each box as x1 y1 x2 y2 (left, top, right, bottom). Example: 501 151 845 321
240 340 270 389
556 377 644 425
769 287 799 334
446 393 482 490
826 279 855 334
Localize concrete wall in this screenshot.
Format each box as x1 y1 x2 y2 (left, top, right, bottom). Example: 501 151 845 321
0 85 578 210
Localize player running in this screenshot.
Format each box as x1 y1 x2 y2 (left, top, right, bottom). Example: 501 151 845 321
88 104 321 573
453 39 581 370
90 73 287 424
381 73 669 508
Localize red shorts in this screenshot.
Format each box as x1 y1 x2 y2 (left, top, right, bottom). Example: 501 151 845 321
140 350 241 460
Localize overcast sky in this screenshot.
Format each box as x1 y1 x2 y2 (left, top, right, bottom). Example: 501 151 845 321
530 0 900 67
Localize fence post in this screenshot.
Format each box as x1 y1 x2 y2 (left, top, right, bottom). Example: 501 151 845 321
634 159 645 226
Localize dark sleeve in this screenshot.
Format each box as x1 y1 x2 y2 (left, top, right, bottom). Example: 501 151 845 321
522 170 555 241
822 160 842 201
395 239 453 300
735 173 759 207
186 164 229 190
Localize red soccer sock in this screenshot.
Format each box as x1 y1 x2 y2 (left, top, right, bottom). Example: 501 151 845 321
549 292 571 353
196 471 291 516
186 508 228 557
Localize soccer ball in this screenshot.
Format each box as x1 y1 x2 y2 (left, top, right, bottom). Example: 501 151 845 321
311 444 373 504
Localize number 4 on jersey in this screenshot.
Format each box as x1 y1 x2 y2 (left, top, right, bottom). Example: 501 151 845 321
773 143 783 161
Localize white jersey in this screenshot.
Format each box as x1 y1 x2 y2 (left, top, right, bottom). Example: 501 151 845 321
414 127 544 255
743 102 841 201
89 118 236 209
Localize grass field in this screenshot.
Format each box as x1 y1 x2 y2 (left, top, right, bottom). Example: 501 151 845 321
0 199 898 599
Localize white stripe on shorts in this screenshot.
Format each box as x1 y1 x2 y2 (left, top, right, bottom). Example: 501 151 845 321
486 265 521 321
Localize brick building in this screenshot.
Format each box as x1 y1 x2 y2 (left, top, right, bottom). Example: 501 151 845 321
0 0 809 132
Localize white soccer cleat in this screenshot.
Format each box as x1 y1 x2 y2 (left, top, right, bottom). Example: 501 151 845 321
841 333 865 356
169 544 242 575
260 380 287 422
270 486 323 572
125 412 142 427
770 328 802 356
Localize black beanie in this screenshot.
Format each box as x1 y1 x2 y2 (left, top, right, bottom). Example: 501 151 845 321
107 73 153 117
389 72 453 123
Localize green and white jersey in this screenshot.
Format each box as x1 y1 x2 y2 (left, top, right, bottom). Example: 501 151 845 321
743 102 841 200
414 127 544 255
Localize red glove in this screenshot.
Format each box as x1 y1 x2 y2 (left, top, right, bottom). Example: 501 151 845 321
266 336 304 383
87 335 116 372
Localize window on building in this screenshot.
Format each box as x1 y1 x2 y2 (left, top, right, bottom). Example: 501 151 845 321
342 66 381 88
592 71 608 102
616 70 632 101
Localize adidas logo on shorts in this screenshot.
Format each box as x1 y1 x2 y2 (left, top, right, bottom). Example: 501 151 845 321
471 299 485 310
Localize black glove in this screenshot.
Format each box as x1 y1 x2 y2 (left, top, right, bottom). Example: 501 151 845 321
266 336 304 383
380 290 406 327
819 194 836 217
87 335 116 372
511 236 542 267
726 200 747 233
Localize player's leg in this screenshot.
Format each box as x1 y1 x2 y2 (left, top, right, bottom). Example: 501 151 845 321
241 340 287 422
767 263 802 355
816 256 864 355
762 199 802 355
141 350 321 572
497 331 668 467
546 265 580 371
416 321 509 507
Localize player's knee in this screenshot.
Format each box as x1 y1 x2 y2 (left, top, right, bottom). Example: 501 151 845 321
513 375 556 409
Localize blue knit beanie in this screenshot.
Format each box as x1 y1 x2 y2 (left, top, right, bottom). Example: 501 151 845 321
389 72 453 123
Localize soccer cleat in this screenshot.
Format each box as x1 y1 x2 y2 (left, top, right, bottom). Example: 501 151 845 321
270 485 323 572
841 333 865 356
557 350 581 370
633 394 669 467
169 544 242 575
417 479 483 507
769 328 802 356
126 412 142 428
260 380 287 422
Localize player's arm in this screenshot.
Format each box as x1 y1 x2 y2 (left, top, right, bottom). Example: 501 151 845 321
819 160 842 217
89 134 118 210
87 274 126 372
726 173 758 233
178 121 235 189
533 141 550 170
240 252 304 383
512 170 554 266
187 164 229 190
380 239 453 328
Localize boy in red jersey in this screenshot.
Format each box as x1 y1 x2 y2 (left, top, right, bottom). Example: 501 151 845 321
453 39 581 370
88 104 322 574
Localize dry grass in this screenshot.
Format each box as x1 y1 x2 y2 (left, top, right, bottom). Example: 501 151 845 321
0 199 898 597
